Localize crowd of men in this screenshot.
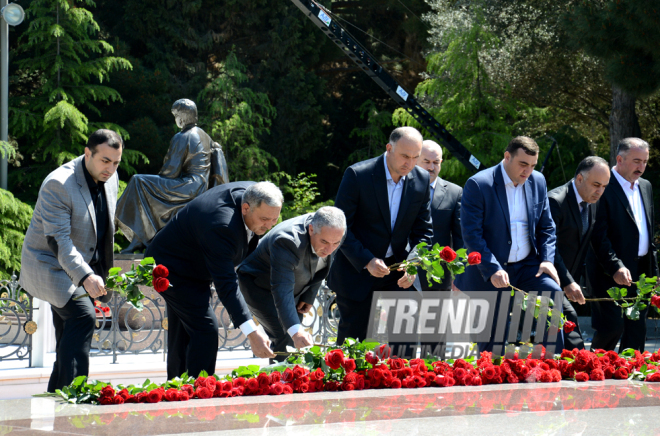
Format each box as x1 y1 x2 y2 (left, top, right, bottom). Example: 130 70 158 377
19 125 657 391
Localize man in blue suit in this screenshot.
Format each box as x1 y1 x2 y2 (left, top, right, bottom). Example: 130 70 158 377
328 126 433 358
455 136 563 354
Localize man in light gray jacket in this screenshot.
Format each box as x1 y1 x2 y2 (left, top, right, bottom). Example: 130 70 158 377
237 206 345 358
20 129 122 392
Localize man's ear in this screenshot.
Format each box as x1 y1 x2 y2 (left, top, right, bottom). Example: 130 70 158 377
308 224 314 236
241 203 250 215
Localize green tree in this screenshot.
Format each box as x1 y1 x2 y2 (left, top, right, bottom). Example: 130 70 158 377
198 51 278 181
563 0 660 163
0 189 33 279
9 0 136 201
395 2 549 184
346 99 392 166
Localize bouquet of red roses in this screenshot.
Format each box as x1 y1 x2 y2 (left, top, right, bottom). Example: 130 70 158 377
75 257 171 310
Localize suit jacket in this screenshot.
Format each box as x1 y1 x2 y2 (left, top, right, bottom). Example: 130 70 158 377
420 178 463 291
548 180 598 288
145 181 256 328
20 155 118 308
455 163 556 292
327 154 433 301
237 213 337 330
587 174 658 297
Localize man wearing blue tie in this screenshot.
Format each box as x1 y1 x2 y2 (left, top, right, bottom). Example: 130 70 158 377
455 136 563 354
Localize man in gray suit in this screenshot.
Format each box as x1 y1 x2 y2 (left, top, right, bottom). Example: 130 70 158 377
237 206 346 357
20 129 122 392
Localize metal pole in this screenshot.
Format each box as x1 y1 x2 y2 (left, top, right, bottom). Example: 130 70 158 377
0 0 8 191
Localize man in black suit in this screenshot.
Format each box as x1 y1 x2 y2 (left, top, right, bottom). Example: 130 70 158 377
328 126 433 358
238 206 345 359
588 138 658 352
146 181 281 379
549 156 610 350
417 140 463 291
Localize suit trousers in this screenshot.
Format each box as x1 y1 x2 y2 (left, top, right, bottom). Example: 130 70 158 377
162 275 219 380
48 287 96 392
477 258 564 355
238 276 304 363
591 255 651 353
336 266 420 358
563 295 585 350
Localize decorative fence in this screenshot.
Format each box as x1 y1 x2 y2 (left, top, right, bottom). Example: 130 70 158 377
0 273 340 366
91 282 339 362
0 274 36 366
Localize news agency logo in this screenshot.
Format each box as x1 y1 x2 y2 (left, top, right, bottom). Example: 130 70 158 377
366 290 562 359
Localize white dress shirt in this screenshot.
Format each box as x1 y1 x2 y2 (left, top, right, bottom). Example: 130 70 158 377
384 153 405 258
612 168 649 256
238 215 258 336
501 162 531 263
572 180 585 212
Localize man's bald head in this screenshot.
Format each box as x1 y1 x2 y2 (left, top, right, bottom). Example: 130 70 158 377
418 140 443 184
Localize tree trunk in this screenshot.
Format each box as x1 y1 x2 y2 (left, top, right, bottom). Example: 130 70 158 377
609 85 641 165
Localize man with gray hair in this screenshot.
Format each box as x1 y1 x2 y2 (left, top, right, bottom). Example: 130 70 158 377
117 98 228 253
328 126 433 357
237 206 346 358
588 138 658 352
146 181 283 379
549 156 610 349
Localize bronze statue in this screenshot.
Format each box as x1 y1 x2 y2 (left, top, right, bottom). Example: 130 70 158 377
116 99 229 253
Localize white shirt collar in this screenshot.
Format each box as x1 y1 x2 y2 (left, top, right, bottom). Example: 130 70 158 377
430 178 437 189
241 213 254 240
384 152 405 184
571 180 585 205
612 167 638 191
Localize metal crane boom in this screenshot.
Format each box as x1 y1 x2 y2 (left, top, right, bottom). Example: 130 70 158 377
290 0 482 173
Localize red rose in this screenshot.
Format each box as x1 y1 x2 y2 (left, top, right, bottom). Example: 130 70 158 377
153 277 170 293
271 383 284 395
293 365 307 379
196 387 213 399
153 265 169 279
390 378 402 389
342 358 357 373
257 372 271 387
467 252 481 265
324 349 345 370
365 351 378 365
376 344 391 360
574 372 589 382
614 368 629 379
181 384 194 396
590 369 605 381
99 396 114 405
99 386 115 398
651 295 660 309
646 372 660 382
147 389 163 403
310 368 325 381
440 246 457 262
563 321 576 333
283 385 294 394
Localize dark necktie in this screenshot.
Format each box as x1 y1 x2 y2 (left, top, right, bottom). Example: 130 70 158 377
580 201 589 236
247 234 259 255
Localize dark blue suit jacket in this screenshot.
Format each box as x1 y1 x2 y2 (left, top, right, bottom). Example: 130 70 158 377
327 154 433 301
455 163 556 291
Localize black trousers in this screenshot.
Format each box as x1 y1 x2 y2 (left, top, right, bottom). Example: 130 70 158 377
336 265 419 358
563 295 585 350
238 273 303 363
48 287 96 393
591 255 651 353
162 276 219 380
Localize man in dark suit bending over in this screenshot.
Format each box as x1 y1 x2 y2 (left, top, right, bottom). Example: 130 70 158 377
238 206 346 359
588 138 658 352
549 156 610 350
328 126 433 358
146 181 281 379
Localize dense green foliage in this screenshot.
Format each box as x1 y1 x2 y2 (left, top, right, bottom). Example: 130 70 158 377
0 189 33 279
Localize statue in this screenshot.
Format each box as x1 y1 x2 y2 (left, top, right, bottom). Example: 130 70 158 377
116 99 229 253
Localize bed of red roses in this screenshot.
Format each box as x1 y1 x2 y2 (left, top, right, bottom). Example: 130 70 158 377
47 339 660 406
